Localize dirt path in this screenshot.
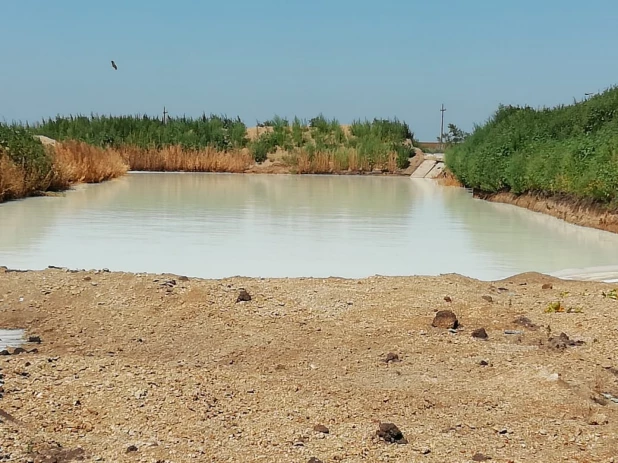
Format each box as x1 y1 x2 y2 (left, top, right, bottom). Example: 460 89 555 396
1 268 618 462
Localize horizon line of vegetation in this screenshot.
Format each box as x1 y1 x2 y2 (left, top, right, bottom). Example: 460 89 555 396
24 113 419 169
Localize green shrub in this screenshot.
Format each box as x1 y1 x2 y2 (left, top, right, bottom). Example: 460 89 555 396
446 86 618 205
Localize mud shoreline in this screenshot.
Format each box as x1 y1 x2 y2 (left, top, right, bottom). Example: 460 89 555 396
473 189 618 234
1 268 618 461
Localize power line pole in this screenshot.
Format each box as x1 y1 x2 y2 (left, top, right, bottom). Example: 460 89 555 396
439 104 446 151
163 106 168 125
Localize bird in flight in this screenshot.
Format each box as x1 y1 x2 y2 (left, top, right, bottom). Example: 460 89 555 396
111 60 118 70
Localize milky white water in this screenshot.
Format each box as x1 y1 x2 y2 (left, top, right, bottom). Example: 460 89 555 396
1 173 617 282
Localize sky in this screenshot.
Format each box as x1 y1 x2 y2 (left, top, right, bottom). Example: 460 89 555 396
1 0 617 140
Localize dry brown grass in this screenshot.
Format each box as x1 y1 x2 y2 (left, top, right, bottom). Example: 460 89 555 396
289 148 399 174
436 169 463 187
0 155 37 202
50 141 129 187
120 145 254 173
0 141 128 203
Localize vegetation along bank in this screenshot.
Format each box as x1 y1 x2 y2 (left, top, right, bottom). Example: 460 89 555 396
446 86 618 233
0 115 420 202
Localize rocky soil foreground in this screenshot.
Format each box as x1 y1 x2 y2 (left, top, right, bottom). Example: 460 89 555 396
1 269 618 462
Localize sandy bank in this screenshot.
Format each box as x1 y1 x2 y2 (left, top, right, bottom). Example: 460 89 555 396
1 268 618 461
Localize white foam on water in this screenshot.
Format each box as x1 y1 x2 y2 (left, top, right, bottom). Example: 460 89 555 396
550 265 618 283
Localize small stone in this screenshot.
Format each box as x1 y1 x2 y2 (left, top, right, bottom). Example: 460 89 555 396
12 348 27 355
0 350 9 356
513 316 537 330
542 283 553 290
431 310 458 329
443 296 452 303
588 413 608 425
376 422 408 444
178 276 189 282
313 424 329 434
83 276 92 281
236 289 252 303
479 360 489 366
472 328 488 340
420 448 431 455
126 445 138 453
308 458 323 463
472 453 492 462
384 352 400 363
27 336 41 344
482 295 493 303
548 332 585 350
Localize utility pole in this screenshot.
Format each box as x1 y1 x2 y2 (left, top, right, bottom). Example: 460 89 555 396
439 104 446 151
163 106 168 125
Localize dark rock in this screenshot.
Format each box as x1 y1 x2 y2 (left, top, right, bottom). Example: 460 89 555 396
548 332 584 350
479 360 489 366
28 336 42 344
308 458 323 463
542 283 553 290
482 295 493 303
376 422 408 444
431 310 458 329
472 453 492 461
236 289 252 303
443 296 452 303
513 316 538 330
12 348 27 355
313 424 329 434
29 348 39 354
472 328 488 340
126 445 138 453
0 351 9 356
83 276 92 282
384 352 400 363
178 276 189 282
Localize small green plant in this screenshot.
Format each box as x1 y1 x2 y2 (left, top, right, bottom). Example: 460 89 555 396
544 301 583 313
602 289 618 300
545 301 565 313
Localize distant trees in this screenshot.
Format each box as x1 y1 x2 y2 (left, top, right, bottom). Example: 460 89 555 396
438 123 470 145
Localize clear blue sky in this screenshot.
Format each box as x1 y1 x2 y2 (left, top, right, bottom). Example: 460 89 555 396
1 0 617 140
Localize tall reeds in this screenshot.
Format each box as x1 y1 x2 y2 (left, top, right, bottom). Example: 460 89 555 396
287 147 399 174
31 113 419 169
120 145 253 172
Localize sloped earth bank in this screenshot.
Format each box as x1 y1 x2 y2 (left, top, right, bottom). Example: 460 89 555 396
1 268 618 462
473 190 618 234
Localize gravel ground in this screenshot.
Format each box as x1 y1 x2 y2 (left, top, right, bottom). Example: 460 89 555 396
1 267 618 462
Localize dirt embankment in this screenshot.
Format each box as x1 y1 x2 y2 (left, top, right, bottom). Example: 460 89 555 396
474 190 618 234
1 268 618 462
